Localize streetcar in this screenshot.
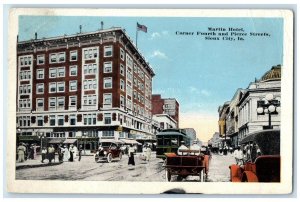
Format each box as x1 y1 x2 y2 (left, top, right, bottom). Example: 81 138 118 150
156 128 190 159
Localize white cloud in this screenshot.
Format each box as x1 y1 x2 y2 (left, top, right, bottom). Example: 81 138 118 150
201 89 211 97
149 50 168 59
150 32 161 40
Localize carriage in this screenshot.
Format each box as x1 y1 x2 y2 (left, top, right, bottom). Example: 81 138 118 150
163 149 209 182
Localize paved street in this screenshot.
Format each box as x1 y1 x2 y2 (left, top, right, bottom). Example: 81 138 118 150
16 153 235 182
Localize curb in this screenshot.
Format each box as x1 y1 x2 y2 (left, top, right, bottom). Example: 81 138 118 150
16 162 63 170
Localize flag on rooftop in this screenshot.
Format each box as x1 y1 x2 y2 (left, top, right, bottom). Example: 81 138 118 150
137 22 147 33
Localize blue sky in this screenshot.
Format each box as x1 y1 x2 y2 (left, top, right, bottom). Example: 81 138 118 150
18 16 283 141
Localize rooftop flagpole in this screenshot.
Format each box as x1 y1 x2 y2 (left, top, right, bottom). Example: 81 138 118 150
136 22 147 49
136 22 138 48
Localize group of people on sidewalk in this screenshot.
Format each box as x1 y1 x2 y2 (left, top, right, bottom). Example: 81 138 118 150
127 144 152 167
17 142 83 164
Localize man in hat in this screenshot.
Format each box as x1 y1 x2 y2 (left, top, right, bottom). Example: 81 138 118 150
190 140 201 154
177 141 188 155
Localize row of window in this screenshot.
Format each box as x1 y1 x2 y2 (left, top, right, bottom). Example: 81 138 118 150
21 113 113 127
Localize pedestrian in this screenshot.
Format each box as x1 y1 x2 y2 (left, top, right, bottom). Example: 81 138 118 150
17 142 26 162
78 145 83 161
233 146 243 165
223 145 228 155
63 145 70 161
28 144 34 160
177 141 188 155
190 140 201 154
69 144 75 162
146 145 152 162
47 144 55 163
128 144 135 166
57 144 64 162
41 147 47 163
32 143 40 159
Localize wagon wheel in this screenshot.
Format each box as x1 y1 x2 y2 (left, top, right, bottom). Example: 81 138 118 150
107 153 113 163
199 169 205 182
119 152 122 160
165 169 171 182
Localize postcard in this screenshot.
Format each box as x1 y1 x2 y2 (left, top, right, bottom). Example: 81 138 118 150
6 8 293 194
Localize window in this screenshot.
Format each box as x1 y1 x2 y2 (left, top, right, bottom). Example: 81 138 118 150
50 115 56 126
69 81 77 91
104 61 112 73
120 95 125 106
120 48 125 61
49 68 57 78
57 82 65 92
70 51 77 61
50 54 57 63
49 97 56 110
103 77 112 89
36 98 44 108
83 114 96 125
120 79 125 91
104 113 112 124
69 96 77 106
49 52 65 63
103 131 114 137
104 46 113 57
36 83 44 94
70 65 77 76
83 64 97 75
19 56 32 67
58 53 65 62
83 95 97 106
84 79 96 90
103 94 112 107
70 115 76 125
120 64 125 76
58 115 64 126
134 64 137 73
57 67 65 77
84 47 98 59
37 69 44 79
37 55 45 65
57 97 65 109
37 116 43 126
49 83 56 93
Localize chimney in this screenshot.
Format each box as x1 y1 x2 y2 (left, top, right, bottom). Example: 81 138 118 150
35 32 37 40
79 25 82 33
101 21 104 30
17 35 19 42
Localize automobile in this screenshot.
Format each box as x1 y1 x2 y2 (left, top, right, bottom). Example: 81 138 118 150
95 141 123 163
229 129 280 182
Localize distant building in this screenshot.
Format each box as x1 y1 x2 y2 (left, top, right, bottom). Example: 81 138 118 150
182 128 197 145
225 88 245 148
152 114 177 130
152 94 179 127
208 132 221 151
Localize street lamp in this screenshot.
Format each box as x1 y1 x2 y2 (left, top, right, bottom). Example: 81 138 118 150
83 132 87 155
37 132 45 153
256 93 281 129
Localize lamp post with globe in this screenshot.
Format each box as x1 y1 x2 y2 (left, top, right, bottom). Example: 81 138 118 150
256 93 281 129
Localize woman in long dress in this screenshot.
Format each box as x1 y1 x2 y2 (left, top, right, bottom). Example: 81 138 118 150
63 145 70 162
69 145 75 162
128 144 135 166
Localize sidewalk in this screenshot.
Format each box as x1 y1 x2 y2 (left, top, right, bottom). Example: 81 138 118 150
16 155 62 170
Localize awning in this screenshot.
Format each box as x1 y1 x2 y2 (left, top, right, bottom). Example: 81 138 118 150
19 136 40 141
100 139 123 144
121 139 142 145
63 139 77 144
48 138 64 144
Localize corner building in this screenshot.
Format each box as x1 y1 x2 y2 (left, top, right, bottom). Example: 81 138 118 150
17 27 155 152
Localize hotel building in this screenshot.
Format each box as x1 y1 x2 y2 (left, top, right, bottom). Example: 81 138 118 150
16 27 155 152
